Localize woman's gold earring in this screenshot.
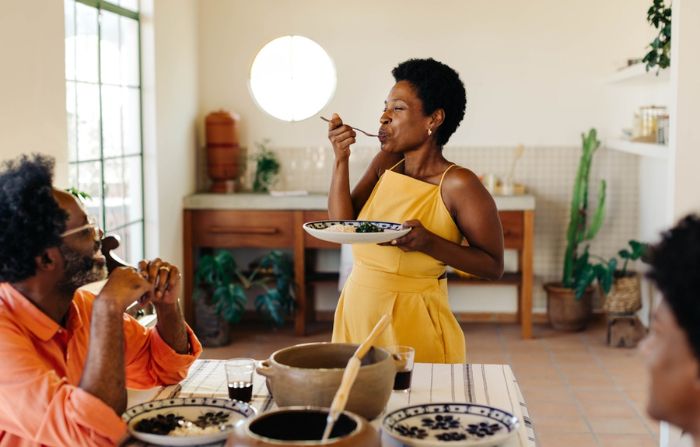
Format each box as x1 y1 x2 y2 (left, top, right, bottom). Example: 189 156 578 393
428 128 432 136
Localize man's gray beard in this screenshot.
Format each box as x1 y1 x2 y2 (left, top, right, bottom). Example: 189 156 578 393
57 244 108 295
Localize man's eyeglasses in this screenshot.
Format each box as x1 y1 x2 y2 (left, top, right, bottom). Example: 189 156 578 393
60 216 101 238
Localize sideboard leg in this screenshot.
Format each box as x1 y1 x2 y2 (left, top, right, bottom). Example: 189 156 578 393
520 210 534 339
294 211 307 336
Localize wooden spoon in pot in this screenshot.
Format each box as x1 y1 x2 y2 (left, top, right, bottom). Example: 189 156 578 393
321 314 391 442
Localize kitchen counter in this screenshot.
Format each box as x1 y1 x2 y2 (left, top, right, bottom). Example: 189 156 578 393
183 192 535 211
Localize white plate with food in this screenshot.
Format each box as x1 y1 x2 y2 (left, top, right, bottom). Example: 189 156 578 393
382 403 519 447
303 220 411 244
123 397 256 446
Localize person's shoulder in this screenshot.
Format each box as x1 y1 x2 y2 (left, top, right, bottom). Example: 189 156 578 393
370 152 403 177
440 165 495 212
442 165 483 193
74 286 99 310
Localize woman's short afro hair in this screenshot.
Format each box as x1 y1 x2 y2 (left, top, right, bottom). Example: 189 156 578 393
392 58 467 146
0 154 67 282
647 214 700 362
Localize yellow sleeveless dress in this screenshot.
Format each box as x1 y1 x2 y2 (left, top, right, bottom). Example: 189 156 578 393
332 161 466 363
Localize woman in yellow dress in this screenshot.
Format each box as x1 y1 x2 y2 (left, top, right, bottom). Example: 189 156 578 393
327 58 504 363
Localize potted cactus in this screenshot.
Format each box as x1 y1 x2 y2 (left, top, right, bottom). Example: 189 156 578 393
545 129 607 331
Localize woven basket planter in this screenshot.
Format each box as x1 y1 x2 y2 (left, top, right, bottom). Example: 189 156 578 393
603 274 642 314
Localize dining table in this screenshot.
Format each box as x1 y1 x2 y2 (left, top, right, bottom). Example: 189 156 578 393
124 359 537 446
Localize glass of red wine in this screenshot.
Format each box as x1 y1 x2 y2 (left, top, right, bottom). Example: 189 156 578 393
388 346 415 392
225 358 256 402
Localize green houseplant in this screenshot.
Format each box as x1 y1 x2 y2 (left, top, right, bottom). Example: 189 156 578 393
252 139 280 192
193 250 295 347
594 240 649 314
545 129 607 331
642 0 672 74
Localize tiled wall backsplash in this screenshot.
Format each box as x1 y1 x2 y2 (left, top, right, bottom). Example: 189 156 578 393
199 144 640 310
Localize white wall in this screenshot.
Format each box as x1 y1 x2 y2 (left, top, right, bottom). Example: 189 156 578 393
671 0 700 219
0 0 68 185
142 0 199 267
198 0 653 150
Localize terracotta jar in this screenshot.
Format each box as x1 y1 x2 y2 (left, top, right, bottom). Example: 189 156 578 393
256 343 396 420
226 407 381 447
205 110 240 193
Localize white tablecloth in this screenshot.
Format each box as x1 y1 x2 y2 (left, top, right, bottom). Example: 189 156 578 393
126 360 536 446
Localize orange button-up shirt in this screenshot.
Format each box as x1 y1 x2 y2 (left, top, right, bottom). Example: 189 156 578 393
0 283 202 446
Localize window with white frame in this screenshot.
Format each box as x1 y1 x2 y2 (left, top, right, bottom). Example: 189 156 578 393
64 0 144 263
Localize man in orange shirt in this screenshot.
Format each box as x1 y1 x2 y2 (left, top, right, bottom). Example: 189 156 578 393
0 154 202 446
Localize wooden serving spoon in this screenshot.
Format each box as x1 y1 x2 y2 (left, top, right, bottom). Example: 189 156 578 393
321 314 391 442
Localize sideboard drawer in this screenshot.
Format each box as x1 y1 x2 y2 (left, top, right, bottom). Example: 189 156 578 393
499 211 524 250
192 210 294 248
303 210 337 248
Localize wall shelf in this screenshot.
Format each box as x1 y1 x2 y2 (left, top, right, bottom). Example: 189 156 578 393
606 139 669 158
606 63 669 84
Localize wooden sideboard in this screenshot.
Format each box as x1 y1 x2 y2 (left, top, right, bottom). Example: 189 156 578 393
182 194 535 339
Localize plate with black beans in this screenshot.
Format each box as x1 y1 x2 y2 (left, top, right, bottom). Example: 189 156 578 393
303 220 411 244
123 397 256 446
382 403 519 447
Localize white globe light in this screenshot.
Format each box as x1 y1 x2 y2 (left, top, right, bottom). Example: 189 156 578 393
249 36 336 122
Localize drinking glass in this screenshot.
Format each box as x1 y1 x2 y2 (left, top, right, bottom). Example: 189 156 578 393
388 346 415 391
225 358 255 402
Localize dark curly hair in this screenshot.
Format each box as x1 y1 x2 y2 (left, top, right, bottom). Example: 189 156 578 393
392 58 467 147
647 214 700 361
0 154 67 282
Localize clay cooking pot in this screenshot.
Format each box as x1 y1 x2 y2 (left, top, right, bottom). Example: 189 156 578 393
256 342 395 420
226 406 380 446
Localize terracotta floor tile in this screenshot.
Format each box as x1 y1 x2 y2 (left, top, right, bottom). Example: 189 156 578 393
588 416 652 435
580 400 639 419
520 386 572 403
536 431 598 447
530 412 590 432
598 434 658 447
527 400 582 418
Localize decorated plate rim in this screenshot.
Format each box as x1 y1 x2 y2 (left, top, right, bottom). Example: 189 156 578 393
382 402 519 446
123 397 256 442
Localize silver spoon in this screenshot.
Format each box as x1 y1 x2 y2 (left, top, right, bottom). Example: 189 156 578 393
320 116 379 138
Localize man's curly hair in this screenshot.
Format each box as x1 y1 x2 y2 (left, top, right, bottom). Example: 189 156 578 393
0 154 67 282
392 58 467 147
647 214 700 361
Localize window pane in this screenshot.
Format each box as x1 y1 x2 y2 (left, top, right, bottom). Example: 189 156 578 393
101 85 123 158
104 157 126 231
111 221 143 265
76 83 101 160
75 2 98 83
117 0 139 13
121 17 140 86
104 155 142 231
124 155 143 222
100 11 139 87
100 10 120 86
75 161 104 226
123 87 141 155
66 82 78 161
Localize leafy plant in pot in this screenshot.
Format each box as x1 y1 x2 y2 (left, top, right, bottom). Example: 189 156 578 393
252 139 280 193
545 129 608 331
193 250 295 347
593 240 649 315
